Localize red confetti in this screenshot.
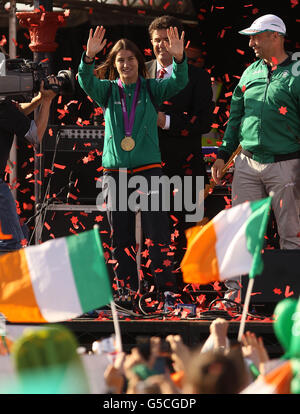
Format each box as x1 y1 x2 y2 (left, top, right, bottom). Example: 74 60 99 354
284 285 294 297
141 249 149 258
220 29 226 39
68 193 78 200
0 35 7 46
95 215 103 222
273 288 282 295
23 203 33 211
53 163 66 170
278 106 288 115
124 248 136 262
241 85 247 93
213 281 221 291
236 49 245 55
145 238 154 247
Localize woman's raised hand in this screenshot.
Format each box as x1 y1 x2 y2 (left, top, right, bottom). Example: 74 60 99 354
165 26 185 61
86 26 107 58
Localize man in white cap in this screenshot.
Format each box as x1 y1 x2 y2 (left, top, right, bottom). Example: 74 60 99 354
211 14 300 304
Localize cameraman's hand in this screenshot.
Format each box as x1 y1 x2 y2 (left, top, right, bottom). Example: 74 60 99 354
40 77 59 100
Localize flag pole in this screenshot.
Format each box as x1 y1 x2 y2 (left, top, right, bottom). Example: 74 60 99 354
237 195 272 342
237 277 254 342
93 225 123 353
110 300 123 353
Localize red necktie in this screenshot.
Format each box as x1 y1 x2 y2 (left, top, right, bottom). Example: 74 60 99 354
158 67 167 79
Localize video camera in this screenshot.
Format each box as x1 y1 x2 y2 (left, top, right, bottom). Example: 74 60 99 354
0 52 75 100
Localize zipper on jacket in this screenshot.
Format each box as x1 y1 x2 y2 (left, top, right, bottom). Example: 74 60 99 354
259 65 273 149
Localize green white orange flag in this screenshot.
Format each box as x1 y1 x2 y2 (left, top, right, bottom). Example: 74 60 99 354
182 197 272 284
241 359 293 394
0 228 113 323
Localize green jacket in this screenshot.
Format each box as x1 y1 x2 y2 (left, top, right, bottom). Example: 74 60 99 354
78 55 188 169
218 55 300 163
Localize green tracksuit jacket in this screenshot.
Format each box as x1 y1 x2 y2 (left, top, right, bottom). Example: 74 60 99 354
218 55 300 164
78 54 188 169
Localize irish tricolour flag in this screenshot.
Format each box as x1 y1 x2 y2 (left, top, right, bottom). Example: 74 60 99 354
0 228 113 323
241 359 293 394
182 197 272 284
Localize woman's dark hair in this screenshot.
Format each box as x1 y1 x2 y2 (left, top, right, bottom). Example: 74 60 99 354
95 38 147 79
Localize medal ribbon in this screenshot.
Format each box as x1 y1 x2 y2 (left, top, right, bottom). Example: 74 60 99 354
118 77 141 137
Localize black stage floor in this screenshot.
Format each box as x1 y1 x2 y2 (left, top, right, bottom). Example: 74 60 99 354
59 313 283 359
7 308 283 358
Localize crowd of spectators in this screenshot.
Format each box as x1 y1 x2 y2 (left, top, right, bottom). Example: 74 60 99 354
1 296 299 394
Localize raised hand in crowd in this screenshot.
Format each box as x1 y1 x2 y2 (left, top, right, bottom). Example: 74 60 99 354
166 334 190 372
209 318 230 352
103 351 126 394
241 331 270 375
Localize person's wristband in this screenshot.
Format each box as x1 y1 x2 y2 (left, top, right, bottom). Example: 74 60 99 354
84 53 95 64
249 362 260 378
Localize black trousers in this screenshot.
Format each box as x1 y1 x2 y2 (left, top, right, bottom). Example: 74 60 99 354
102 168 177 293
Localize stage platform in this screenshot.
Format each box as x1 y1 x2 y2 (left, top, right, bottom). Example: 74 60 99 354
7 316 282 358
60 314 283 358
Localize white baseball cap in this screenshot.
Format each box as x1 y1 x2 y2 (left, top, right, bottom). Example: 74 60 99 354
239 14 286 36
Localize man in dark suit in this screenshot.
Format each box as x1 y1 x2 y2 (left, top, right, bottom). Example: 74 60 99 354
145 15 215 289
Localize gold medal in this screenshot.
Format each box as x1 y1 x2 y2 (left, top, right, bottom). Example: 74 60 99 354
121 136 135 151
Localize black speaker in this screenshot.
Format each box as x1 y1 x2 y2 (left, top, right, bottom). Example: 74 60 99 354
41 125 104 204
42 150 103 203
241 249 300 315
